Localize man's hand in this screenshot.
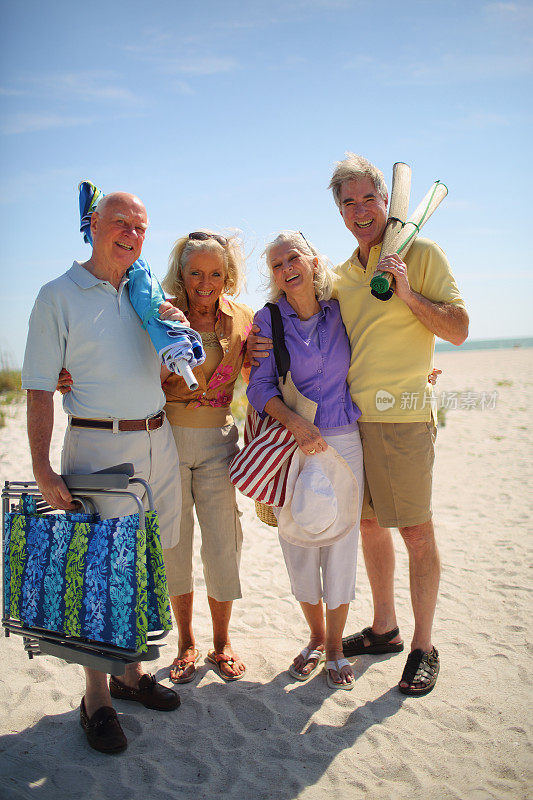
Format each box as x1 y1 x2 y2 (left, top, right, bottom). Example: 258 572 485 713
376 254 411 302
33 464 76 511
247 324 273 367
27 389 76 511
376 255 469 345
428 368 442 385
159 301 189 326
57 368 73 394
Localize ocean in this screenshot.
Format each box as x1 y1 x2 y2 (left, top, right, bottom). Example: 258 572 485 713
435 336 533 352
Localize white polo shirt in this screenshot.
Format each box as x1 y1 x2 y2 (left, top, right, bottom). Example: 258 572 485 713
22 261 165 420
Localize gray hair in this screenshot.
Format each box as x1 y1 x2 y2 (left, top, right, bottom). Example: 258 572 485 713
328 153 388 208
264 230 334 302
162 230 245 305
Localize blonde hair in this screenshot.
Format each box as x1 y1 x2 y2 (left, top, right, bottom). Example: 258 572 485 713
328 152 388 208
162 230 245 305
264 230 334 302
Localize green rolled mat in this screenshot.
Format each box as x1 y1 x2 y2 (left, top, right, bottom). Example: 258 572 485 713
370 271 392 294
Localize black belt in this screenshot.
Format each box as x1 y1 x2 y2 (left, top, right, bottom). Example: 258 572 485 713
70 411 165 432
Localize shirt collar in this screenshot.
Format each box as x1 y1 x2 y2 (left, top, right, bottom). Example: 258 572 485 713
277 294 333 318
350 243 382 271
67 261 130 290
216 294 235 318
179 293 235 319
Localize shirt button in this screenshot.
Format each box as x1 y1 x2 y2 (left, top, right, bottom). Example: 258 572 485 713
318 369 322 373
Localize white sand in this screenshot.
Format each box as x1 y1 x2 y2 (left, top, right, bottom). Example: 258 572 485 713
0 347 531 800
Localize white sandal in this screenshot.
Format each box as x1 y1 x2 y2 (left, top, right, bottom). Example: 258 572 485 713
288 646 325 681
325 658 354 691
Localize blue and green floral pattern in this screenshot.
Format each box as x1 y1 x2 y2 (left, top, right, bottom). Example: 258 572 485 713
3 504 171 653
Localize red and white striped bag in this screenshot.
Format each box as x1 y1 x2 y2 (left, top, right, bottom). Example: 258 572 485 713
229 408 298 508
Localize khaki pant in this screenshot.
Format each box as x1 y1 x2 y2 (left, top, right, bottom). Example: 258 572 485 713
61 418 181 548
163 424 243 602
359 421 437 528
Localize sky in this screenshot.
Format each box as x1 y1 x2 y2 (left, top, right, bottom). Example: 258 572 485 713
1 0 531 367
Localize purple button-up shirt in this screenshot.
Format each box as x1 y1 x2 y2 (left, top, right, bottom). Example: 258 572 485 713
247 296 361 432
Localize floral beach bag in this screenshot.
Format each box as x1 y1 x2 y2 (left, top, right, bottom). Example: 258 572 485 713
3 495 172 654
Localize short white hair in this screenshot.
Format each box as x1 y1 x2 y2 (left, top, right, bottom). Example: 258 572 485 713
264 230 334 302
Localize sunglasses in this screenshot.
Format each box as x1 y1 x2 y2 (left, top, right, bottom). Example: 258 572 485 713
298 231 313 253
188 231 228 247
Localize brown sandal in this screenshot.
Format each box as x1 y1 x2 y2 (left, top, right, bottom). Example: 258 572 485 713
207 650 246 682
399 647 440 696
169 649 201 684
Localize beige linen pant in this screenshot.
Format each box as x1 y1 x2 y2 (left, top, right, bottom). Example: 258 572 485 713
163 423 243 602
61 418 181 549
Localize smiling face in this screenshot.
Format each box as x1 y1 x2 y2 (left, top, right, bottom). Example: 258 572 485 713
181 250 226 311
268 241 317 303
91 194 148 273
339 176 388 256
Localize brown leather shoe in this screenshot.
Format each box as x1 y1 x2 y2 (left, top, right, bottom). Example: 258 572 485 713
80 697 127 754
109 673 180 711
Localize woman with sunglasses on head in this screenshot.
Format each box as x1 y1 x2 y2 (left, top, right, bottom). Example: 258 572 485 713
160 231 253 683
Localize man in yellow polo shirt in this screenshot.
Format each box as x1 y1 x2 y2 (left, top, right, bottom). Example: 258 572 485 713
330 154 468 696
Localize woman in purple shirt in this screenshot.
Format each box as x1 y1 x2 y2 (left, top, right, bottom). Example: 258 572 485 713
247 231 363 690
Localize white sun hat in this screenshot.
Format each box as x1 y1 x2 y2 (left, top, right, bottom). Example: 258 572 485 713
278 445 359 548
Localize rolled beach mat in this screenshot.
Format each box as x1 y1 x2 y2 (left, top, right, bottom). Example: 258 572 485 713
371 178 449 300
395 180 448 257
370 162 411 299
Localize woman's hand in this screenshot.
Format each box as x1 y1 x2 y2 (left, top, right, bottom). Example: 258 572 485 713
159 301 189 326
57 368 73 394
288 416 328 456
428 368 442 385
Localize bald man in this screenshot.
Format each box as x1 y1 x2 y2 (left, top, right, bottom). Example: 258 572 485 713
22 192 181 753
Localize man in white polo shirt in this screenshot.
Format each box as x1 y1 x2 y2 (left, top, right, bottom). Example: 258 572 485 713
22 191 181 754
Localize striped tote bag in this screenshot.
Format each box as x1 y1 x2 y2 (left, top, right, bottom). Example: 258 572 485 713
229 407 298 508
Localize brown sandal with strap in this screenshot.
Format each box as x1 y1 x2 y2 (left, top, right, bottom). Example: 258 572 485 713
398 647 440 696
207 650 246 682
169 649 201 684
342 626 404 657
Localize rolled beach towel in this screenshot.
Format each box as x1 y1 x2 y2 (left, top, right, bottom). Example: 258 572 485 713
78 181 205 389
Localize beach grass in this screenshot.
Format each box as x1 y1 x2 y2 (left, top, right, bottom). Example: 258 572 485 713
0 352 23 427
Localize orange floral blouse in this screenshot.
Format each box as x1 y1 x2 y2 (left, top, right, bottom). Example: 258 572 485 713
162 295 254 427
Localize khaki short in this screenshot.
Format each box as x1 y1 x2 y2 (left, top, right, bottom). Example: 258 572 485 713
359 421 437 528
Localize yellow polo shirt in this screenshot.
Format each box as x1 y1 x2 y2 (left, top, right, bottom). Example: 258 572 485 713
333 237 465 422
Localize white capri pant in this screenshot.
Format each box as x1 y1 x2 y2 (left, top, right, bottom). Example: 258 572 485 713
278 429 364 610
61 418 181 549
163 423 243 602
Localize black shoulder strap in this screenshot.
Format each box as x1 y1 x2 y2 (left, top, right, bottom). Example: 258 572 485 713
265 302 290 384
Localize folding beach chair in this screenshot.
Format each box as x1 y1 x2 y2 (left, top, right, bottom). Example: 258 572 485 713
2 464 172 675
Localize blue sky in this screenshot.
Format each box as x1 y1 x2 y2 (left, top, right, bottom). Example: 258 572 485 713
1 0 531 366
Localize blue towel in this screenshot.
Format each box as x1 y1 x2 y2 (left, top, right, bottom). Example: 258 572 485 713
78 181 204 374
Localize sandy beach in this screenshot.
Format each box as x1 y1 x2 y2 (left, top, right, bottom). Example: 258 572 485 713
0 346 531 800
